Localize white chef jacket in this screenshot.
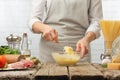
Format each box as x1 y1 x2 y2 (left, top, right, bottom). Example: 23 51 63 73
29 0 103 63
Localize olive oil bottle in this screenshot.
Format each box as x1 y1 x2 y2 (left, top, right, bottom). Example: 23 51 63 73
21 33 31 58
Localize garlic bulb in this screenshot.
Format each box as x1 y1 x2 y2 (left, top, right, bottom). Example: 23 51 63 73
102 58 111 65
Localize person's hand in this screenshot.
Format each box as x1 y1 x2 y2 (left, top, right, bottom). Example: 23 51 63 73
42 25 59 43
76 37 89 58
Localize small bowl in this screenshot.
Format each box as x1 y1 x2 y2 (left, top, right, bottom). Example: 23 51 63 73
52 52 80 66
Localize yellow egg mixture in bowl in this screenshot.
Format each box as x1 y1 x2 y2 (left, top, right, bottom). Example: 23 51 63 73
52 46 80 66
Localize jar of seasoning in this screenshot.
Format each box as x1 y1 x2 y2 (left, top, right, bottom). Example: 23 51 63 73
6 34 21 51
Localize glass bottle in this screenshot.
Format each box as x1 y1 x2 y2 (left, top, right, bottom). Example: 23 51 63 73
100 41 112 67
21 33 31 58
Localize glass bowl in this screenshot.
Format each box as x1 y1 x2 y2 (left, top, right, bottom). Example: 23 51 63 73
52 52 80 66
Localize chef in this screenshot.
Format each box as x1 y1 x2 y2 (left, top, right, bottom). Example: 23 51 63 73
29 0 103 63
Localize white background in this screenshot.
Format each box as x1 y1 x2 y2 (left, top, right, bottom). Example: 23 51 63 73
0 0 120 63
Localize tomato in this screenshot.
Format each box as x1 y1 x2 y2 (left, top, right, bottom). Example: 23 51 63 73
0 55 7 68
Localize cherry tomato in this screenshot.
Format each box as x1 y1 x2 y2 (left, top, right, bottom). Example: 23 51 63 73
0 55 7 68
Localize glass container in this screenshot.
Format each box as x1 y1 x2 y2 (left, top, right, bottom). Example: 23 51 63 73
112 36 120 63
100 20 120 57
100 20 120 66
6 34 21 51
21 33 31 58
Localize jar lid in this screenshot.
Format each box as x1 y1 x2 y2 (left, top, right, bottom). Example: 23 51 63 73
6 34 21 42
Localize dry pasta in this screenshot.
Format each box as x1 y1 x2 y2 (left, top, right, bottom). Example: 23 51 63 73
100 20 120 50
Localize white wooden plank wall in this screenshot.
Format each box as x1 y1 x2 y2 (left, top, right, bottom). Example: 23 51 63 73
0 0 120 63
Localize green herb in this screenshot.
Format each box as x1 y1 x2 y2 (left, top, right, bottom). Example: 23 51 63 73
0 46 20 55
102 64 107 68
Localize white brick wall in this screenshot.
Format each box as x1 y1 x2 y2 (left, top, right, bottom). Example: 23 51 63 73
0 0 120 63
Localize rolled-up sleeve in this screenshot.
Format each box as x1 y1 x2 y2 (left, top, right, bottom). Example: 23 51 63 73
28 0 46 31
86 0 103 38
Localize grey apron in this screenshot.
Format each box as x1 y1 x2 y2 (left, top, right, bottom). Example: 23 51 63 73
39 0 91 63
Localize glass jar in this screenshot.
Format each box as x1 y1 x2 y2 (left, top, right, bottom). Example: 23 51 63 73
6 34 21 51
112 36 120 63
100 41 113 60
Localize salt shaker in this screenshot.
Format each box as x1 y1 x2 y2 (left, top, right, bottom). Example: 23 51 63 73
6 34 21 51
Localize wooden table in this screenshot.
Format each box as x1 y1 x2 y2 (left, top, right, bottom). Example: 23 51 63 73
0 62 120 80
93 64 120 80
35 62 120 80
0 68 37 80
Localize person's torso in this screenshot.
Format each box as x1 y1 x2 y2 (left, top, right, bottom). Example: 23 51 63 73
39 0 91 63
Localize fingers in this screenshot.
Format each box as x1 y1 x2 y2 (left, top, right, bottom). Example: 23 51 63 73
42 29 59 43
51 30 59 43
42 32 51 41
76 43 81 52
54 32 59 43
80 46 88 58
76 43 88 59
